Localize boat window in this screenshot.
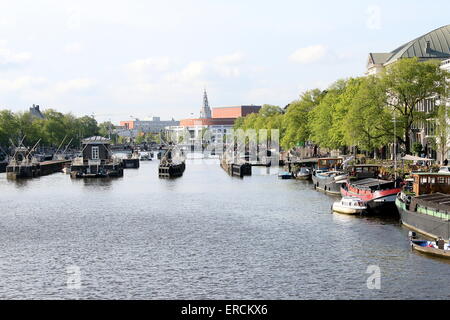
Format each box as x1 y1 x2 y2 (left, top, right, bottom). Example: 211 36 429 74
438 177 445 184
92 146 99 160
420 177 428 184
430 177 436 184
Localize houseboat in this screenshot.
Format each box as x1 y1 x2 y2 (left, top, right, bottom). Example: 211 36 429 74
396 172 450 239
312 158 346 195
340 178 402 212
70 136 123 178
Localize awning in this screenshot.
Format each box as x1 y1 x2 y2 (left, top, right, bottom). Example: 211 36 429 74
401 154 434 161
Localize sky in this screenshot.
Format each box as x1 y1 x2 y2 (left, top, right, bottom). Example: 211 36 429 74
0 0 449 123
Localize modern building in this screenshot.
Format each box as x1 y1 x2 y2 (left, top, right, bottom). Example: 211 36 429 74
366 25 450 76
167 90 261 146
366 25 450 161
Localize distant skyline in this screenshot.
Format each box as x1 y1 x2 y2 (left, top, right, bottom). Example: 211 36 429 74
0 0 449 123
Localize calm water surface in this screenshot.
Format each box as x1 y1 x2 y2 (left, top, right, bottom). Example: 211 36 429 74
0 158 449 299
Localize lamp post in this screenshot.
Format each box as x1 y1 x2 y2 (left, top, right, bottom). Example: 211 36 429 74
393 111 397 180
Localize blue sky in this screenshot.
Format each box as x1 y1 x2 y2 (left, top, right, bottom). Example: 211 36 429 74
0 0 449 123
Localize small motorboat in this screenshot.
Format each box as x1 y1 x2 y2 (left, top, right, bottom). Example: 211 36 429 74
295 167 311 180
332 196 367 215
409 232 450 259
278 171 293 179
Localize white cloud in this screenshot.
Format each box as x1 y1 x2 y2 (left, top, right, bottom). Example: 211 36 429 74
164 61 207 83
289 45 327 64
0 47 32 66
126 57 171 73
214 52 244 65
53 78 97 93
64 42 83 54
0 76 46 92
66 6 82 31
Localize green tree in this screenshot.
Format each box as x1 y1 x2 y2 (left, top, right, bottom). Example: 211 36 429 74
309 80 348 149
0 110 18 147
281 89 323 150
343 76 393 152
434 103 450 163
76 116 98 140
382 57 449 154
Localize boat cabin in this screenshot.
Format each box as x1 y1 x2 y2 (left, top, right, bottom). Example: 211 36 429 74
317 158 343 171
81 136 112 165
347 164 381 180
412 172 450 196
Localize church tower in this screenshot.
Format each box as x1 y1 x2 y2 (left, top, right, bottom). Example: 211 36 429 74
199 89 212 118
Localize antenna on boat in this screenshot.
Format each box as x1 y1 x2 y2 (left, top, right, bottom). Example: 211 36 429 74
54 135 68 155
10 135 27 160
25 139 41 159
61 138 73 156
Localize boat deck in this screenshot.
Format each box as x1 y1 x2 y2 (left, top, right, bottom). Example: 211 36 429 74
413 193 450 212
349 178 395 190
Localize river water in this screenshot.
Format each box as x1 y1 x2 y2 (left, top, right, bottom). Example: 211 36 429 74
0 157 449 299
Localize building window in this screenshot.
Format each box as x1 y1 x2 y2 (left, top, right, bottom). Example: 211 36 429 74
92 146 99 160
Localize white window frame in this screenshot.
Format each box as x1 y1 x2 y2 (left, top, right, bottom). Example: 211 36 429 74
92 146 99 160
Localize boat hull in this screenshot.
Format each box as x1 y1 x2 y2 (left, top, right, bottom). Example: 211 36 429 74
411 242 450 259
396 198 450 239
332 203 365 215
295 174 311 181
312 175 344 195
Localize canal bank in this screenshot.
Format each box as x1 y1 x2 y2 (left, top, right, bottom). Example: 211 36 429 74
0 158 449 299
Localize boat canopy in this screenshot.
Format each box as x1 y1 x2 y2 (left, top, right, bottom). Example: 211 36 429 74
401 155 434 161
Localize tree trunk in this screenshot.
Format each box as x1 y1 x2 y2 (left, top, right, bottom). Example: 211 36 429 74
404 129 411 155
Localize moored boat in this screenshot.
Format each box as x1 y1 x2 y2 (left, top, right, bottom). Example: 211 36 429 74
295 167 311 180
332 196 367 215
312 170 347 195
341 178 402 211
278 171 293 179
158 145 186 178
70 136 123 179
409 232 450 259
396 172 450 239
312 158 347 195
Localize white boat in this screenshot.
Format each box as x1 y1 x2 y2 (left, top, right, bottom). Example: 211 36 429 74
295 167 311 180
62 166 71 174
332 196 367 215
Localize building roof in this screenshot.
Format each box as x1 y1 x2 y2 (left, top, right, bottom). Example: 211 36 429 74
369 25 450 68
82 136 111 144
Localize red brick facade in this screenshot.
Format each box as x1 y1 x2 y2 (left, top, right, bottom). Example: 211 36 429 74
212 105 261 119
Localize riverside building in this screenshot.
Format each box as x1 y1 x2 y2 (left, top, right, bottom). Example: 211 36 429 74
366 25 450 162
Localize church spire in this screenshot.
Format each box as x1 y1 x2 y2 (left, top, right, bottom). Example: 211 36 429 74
200 88 211 118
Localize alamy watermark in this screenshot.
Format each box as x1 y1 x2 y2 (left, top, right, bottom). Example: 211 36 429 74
66 265 82 290
366 265 381 290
